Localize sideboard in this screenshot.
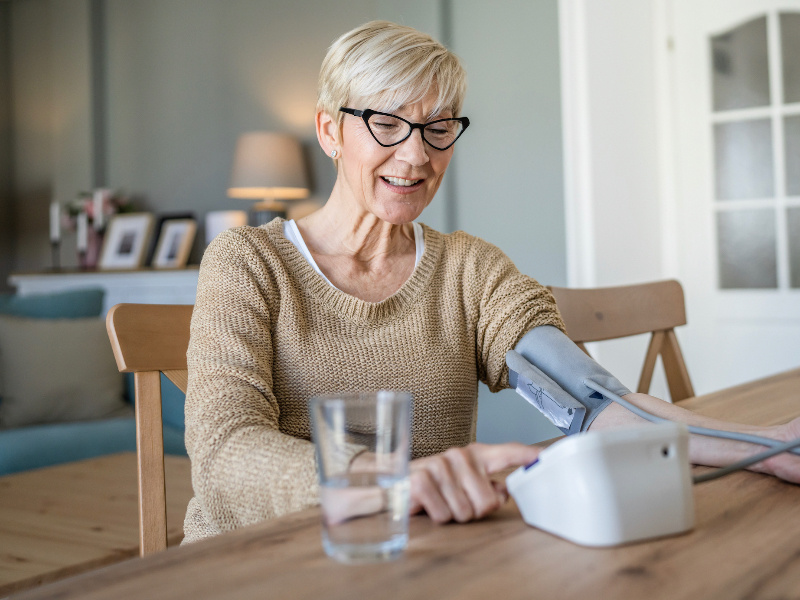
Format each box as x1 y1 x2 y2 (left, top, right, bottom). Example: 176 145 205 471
8 268 199 315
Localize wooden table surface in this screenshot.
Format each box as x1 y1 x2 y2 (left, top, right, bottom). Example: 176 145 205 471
12 368 800 600
0 453 192 597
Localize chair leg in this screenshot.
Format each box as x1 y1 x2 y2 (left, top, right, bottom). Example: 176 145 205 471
661 329 695 402
134 371 168 556
637 331 664 395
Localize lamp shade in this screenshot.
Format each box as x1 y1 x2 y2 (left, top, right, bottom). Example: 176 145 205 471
228 132 309 200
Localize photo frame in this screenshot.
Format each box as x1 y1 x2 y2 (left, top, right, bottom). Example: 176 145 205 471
98 213 154 270
145 212 195 265
152 218 196 269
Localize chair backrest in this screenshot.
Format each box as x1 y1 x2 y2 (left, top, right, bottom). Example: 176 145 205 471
548 279 695 402
106 303 193 556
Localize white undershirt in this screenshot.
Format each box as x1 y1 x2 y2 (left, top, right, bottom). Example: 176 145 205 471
283 219 425 291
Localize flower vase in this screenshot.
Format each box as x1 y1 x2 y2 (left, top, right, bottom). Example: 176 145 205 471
79 228 103 269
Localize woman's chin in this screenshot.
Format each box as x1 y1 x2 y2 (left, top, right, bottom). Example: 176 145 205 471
376 208 425 225
372 197 430 225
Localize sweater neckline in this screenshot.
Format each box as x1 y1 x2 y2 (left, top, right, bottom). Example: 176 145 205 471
264 218 442 323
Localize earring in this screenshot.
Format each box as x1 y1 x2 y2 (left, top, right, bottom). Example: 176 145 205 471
330 149 338 158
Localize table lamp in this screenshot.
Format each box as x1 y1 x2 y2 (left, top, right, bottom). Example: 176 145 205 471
227 132 310 225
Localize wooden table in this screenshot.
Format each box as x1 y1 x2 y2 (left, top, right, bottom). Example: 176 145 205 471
0 453 192 596
13 368 800 600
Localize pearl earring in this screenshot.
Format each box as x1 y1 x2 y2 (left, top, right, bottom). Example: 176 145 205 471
330 150 338 158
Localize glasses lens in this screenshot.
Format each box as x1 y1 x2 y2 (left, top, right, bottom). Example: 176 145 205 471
423 119 464 149
366 113 411 146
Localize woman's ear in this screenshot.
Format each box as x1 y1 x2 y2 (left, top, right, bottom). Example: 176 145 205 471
316 111 339 157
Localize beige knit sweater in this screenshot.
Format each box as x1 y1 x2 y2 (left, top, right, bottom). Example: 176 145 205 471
182 218 565 543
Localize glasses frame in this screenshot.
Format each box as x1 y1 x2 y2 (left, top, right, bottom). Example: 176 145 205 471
339 107 470 151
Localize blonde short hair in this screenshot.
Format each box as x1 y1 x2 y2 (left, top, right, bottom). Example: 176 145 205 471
317 21 467 132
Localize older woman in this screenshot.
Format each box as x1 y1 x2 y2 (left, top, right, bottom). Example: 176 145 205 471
183 21 799 543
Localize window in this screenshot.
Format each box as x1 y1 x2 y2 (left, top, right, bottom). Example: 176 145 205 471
710 12 800 289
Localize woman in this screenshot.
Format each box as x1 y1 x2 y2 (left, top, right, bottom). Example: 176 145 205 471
183 21 799 543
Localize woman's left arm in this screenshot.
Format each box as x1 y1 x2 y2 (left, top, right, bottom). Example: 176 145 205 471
512 324 800 484
589 393 800 484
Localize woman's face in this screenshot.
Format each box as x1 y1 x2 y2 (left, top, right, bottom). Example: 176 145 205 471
332 91 454 225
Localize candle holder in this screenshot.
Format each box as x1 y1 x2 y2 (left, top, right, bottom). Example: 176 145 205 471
50 240 61 271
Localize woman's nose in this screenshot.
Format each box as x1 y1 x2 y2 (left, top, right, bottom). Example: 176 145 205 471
394 128 430 166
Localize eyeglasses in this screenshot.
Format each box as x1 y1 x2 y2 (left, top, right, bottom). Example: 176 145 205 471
339 107 470 151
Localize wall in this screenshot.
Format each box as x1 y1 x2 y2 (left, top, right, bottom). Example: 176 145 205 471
453 0 567 443
5 0 567 444
559 0 672 399
105 0 449 262
8 0 53 274
105 0 369 246
7 0 447 268
0 2 12 291
7 0 94 273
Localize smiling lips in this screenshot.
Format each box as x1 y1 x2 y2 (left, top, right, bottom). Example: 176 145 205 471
382 176 423 187
380 176 425 195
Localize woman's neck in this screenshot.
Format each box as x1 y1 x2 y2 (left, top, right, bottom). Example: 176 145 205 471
296 193 415 263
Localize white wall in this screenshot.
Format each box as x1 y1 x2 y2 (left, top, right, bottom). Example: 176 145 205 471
560 0 673 399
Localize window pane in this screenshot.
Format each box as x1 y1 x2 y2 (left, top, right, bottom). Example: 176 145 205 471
717 209 777 289
786 115 800 196
789 207 800 288
714 119 774 200
780 12 800 103
711 16 770 111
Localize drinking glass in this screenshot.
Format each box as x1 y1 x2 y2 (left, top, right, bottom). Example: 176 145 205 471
310 391 412 564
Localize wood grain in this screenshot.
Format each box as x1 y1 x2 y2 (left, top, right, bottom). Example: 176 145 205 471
549 279 687 342
134 371 168 556
13 368 800 600
105 304 192 373
550 280 695 401
0 453 193 597
106 303 193 556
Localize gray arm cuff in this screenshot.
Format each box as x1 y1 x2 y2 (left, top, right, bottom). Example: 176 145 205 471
509 325 630 433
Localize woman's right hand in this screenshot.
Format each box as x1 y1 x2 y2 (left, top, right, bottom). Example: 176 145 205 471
408 442 541 523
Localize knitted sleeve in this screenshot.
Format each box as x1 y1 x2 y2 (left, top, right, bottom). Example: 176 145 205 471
466 237 566 392
184 228 319 533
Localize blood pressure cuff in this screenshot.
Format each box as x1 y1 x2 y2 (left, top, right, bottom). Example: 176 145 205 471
506 325 631 435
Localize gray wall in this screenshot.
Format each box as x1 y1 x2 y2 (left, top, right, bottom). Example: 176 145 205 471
7 0 55 275
4 0 565 444
6 0 94 274
105 0 446 262
452 0 566 444
0 2 12 291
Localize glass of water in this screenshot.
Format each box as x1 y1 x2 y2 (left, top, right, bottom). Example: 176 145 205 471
310 391 412 564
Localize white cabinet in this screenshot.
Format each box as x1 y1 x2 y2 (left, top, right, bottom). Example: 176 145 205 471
8 268 199 315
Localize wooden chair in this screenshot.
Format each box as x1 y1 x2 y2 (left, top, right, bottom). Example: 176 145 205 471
106 303 193 556
548 279 695 402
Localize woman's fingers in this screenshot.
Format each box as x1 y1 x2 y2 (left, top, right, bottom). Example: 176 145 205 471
493 479 509 505
443 447 502 519
408 442 539 523
470 442 542 474
411 454 475 523
409 466 455 522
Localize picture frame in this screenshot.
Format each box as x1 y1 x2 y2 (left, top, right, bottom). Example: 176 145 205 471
98 213 154 270
145 212 195 265
152 218 197 269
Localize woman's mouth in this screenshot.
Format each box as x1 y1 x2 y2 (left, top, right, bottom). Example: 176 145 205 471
380 176 425 193
382 176 422 186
